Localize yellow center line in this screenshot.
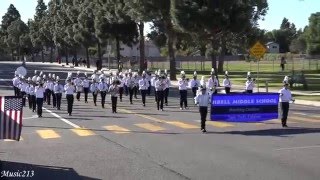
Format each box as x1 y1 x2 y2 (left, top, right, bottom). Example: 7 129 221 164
135 123 165 131
71 128 96 136
36 130 61 139
103 125 131 134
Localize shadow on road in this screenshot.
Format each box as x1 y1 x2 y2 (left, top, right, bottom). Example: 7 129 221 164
0 160 100 180
210 127 320 137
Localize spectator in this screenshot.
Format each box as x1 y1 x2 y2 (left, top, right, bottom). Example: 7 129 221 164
280 56 286 71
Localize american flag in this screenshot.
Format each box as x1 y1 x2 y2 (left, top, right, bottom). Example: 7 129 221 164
0 96 23 141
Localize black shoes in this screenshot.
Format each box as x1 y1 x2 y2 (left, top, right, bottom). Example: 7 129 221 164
202 129 207 133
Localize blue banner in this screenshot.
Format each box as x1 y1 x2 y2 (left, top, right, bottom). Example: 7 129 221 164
211 93 279 122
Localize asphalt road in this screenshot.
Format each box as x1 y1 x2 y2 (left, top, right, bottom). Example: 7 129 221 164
0 61 320 180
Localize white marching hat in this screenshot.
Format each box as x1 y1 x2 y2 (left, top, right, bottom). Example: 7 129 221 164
193 71 197 77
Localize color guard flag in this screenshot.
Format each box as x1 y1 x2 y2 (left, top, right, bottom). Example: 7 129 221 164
0 96 23 141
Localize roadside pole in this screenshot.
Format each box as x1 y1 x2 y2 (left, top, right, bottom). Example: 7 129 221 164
249 41 266 93
257 58 260 92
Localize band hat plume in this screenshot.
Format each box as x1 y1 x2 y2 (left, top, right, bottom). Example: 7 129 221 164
193 71 197 77
164 69 167 74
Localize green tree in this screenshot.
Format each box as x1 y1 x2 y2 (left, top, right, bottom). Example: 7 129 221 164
171 0 268 73
5 19 29 61
306 12 320 55
1 4 21 60
29 0 48 62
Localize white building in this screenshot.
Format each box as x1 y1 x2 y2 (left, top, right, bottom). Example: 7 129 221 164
120 40 160 57
266 42 280 53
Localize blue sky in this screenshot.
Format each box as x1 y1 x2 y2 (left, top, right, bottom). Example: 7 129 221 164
0 0 319 32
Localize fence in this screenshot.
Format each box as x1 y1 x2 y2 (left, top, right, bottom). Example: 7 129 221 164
147 54 320 73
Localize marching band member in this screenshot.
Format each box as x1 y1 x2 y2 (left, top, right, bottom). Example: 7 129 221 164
26 77 35 111
91 70 99 82
51 74 57 108
118 73 124 102
194 85 211 133
124 71 129 96
90 79 99 106
126 71 135 104
35 79 45 117
223 71 232 94
45 73 54 106
98 76 108 108
151 70 159 103
12 71 20 96
163 69 171 106
207 68 219 94
133 72 139 99
42 74 48 103
82 73 90 103
283 76 289 84
178 71 189 110
109 80 120 113
74 71 83 101
139 71 149 106
32 70 38 83
190 71 200 98
64 79 75 116
245 72 255 93
19 76 28 107
146 71 152 95
53 76 64 110
155 74 166 111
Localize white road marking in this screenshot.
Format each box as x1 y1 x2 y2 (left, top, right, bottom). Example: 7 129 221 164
23 115 38 120
275 145 320 151
293 112 307 116
43 108 80 128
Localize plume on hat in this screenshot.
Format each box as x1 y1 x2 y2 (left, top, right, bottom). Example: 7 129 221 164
52 74 56 79
193 71 197 76
225 71 229 75
180 71 185 75
77 71 80 75
28 77 31 81
164 69 167 74
34 70 38 74
14 71 18 76
128 69 132 73
84 72 88 77
48 73 52 78
247 72 251 76
39 71 43 76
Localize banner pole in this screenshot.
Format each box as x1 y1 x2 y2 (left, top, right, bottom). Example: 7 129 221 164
257 58 260 92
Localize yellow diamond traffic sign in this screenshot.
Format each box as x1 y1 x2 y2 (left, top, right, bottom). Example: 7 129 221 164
250 41 267 59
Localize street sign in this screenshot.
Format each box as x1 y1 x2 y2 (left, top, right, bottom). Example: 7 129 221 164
250 41 267 59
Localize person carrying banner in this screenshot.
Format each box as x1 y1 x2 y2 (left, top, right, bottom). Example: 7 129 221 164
195 86 211 133
279 82 295 127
